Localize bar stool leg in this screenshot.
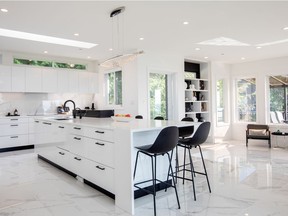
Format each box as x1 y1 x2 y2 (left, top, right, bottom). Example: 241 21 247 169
183 147 187 184
198 145 211 193
151 155 157 216
188 148 196 201
133 151 140 179
167 152 181 209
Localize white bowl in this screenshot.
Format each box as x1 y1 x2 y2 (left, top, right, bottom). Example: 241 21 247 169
111 116 133 122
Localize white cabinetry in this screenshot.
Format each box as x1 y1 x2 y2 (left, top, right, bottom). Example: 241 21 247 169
184 78 209 122
42 68 58 93
11 66 26 92
57 69 69 93
0 117 29 149
38 121 115 194
25 67 42 92
68 70 79 92
0 65 11 92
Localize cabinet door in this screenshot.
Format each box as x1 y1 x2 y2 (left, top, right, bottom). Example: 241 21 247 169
42 68 58 92
88 72 98 93
78 71 90 93
68 70 79 92
0 65 11 92
11 66 26 92
57 69 69 93
26 67 42 92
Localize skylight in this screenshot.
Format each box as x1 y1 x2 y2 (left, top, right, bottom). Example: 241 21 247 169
0 28 97 49
198 37 250 46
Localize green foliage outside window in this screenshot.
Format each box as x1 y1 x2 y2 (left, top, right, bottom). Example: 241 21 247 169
149 73 167 120
107 70 122 106
14 58 86 70
237 78 256 122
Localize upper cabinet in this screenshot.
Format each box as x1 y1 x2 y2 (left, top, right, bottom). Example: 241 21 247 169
11 66 25 92
25 67 42 92
0 65 97 94
42 68 58 93
0 65 11 92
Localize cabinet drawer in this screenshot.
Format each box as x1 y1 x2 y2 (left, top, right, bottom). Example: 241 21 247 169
83 159 114 193
0 134 29 149
84 137 114 168
0 117 29 124
66 135 85 155
84 127 114 142
0 123 29 136
40 148 72 171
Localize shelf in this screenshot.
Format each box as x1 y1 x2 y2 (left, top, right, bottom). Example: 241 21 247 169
185 111 209 114
185 100 208 103
185 89 208 92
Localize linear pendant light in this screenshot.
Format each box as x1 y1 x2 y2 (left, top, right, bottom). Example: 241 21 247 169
99 6 143 68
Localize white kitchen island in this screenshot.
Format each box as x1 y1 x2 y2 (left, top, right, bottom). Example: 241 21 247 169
35 116 198 215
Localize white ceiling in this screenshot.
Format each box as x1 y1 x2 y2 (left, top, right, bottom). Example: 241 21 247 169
1 1 288 64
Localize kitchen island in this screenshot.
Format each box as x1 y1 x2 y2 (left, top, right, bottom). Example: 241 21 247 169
35 116 198 215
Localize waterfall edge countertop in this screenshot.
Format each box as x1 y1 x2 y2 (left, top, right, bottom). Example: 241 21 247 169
34 116 201 132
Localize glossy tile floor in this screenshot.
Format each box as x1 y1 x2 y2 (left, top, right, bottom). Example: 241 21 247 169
1 141 288 216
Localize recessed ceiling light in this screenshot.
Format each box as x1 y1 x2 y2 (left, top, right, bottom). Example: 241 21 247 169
256 46 262 49
283 27 288 31
139 37 144 41
204 56 208 59
87 56 91 59
183 21 189 25
109 48 113 51
74 33 79 36
195 48 200 51
1 8 8 13
0 28 97 49
44 51 48 54
241 57 246 60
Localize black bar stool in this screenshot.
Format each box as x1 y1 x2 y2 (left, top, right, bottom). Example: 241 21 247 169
135 115 143 119
133 126 180 216
172 122 211 201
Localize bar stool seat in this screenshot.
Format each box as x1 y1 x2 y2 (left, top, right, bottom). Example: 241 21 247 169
133 126 180 216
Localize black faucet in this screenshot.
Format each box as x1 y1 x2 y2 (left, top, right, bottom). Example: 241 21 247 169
63 100 76 118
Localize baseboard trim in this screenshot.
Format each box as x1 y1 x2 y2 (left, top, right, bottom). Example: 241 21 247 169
0 145 34 153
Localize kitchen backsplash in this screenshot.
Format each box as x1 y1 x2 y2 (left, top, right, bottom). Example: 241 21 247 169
0 93 97 116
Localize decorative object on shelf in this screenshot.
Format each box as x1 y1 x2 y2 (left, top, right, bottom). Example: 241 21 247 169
189 84 195 90
200 80 205 90
99 6 144 68
194 117 198 122
184 72 196 79
200 94 204 101
201 103 206 111
192 96 197 101
185 81 188 89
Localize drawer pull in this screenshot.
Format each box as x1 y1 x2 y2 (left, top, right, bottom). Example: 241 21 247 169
74 157 82 161
43 122 52 125
10 124 18 127
59 152 65 155
73 127 81 130
10 136 18 139
74 137 81 141
10 119 18 121
95 130 104 134
58 126 65 129
96 165 105 170
35 120 39 123
95 142 105 146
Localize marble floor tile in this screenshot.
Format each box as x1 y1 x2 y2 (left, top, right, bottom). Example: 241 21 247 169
1 142 288 216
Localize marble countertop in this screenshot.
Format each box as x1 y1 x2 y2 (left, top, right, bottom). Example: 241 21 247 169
34 116 199 132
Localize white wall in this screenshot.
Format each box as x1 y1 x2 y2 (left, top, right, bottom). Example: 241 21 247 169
231 56 288 140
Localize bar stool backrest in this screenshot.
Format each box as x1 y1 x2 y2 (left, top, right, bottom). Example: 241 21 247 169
148 126 179 154
189 122 211 146
154 116 164 120
135 115 143 119
179 117 194 138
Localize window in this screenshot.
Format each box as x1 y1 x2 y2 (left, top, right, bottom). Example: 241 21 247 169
217 79 225 123
236 78 256 122
13 58 86 70
105 70 122 106
269 75 288 122
149 73 168 119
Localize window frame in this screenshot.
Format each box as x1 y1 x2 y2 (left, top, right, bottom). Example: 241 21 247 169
104 68 123 108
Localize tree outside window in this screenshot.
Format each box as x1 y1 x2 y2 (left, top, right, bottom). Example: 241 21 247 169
236 78 256 122
217 79 225 123
106 70 122 106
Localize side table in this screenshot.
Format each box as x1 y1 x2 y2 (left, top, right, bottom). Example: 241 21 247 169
271 131 288 148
